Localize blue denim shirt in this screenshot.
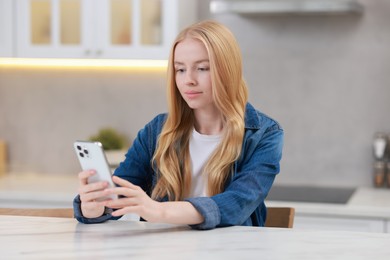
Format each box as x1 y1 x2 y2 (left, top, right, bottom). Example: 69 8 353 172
73 103 284 230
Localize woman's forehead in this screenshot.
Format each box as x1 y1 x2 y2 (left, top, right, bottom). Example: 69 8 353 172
174 38 209 63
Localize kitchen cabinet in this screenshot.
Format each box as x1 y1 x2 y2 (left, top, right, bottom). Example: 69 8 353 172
0 0 13 57
15 0 197 59
294 215 386 233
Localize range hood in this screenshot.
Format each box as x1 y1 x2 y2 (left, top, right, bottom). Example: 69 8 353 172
210 0 364 15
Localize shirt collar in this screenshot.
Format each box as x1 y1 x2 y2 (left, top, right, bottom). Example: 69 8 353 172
244 103 261 130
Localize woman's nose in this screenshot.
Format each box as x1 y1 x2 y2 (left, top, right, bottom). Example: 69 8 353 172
185 71 197 85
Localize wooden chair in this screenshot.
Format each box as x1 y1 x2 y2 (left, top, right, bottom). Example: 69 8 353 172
265 207 295 228
0 208 74 218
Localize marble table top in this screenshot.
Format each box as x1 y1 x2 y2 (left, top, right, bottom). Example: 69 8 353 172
1 215 390 259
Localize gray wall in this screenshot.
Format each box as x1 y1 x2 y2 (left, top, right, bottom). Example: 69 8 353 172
200 0 390 187
0 69 167 174
1 0 390 187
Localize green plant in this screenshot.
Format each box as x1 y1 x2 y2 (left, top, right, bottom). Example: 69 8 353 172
89 127 127 150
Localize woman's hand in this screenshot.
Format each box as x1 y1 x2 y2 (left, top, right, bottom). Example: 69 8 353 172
102 176 163 222
102 176 204 225
77 170 109 218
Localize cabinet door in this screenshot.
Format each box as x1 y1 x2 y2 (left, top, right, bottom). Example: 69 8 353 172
96 0 197 59
15 0 197 59
16 0 91 58
0 0 13 57
294 215 386 233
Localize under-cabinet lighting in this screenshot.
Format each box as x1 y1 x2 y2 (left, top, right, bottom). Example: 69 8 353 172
0 58 168 70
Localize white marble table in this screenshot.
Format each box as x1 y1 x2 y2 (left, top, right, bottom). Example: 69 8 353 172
1 215 390 259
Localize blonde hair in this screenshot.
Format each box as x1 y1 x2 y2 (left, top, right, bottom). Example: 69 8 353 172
151 20 248 201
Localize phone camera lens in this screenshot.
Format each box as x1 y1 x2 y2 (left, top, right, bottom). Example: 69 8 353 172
79 152 84 157
76 145 82 150
84 149 89 155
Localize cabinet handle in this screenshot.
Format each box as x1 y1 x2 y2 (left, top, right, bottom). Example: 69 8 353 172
84 49 91 56
95 50 103 56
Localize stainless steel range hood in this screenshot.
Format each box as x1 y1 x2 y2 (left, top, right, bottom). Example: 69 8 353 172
210 0 364 15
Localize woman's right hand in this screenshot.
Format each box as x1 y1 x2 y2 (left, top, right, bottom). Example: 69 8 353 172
78 170 109 218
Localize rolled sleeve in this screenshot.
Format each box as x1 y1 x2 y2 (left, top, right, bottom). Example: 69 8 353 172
185 197 221 230
73 195 114 224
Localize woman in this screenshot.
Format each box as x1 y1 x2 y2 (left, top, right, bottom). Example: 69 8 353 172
74 20 283 230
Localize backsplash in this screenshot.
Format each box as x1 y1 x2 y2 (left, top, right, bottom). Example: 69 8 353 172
1 0 390 187
0 68 167 174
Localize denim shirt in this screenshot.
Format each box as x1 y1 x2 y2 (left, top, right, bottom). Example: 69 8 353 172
73 103 284 230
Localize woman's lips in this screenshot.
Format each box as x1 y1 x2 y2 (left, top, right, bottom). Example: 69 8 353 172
185 91 202 99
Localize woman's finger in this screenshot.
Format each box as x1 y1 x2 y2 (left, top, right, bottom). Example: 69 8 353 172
105 187 139 197
79 189 111 203
103 197 138 209
78 170 95 186
112 176 139 189
78 181 109 195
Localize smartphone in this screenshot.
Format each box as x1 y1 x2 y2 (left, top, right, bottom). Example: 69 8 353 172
74 141 118 201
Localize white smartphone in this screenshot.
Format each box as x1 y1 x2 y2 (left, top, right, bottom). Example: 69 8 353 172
74 141 118 201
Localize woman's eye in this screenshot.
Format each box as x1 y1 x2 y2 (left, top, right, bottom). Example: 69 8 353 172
176 68 185 73
198 67 209 71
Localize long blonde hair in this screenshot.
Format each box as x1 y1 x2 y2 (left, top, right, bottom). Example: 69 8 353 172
151 20 248 201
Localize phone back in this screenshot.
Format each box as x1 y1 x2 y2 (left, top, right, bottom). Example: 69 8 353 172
73 141 114 186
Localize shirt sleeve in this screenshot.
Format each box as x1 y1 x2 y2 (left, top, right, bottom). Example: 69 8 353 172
186 124 284 230
73 195 116 224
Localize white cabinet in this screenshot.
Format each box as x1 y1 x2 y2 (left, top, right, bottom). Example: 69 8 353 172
15 0 197 59
294 215 386 233
0 0 14 57
16 0 89 58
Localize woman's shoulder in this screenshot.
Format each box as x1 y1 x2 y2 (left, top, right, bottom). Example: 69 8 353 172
245 103 282 132
136 113 167 143
144 113 168 132
149 113 168 125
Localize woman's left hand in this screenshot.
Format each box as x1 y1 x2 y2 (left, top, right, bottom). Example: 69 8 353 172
102 176 163 222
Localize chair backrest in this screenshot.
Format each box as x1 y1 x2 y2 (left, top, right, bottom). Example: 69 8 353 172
265 207 295 228
0 208 74 218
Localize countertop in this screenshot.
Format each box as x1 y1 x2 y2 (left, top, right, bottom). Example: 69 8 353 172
0 172 78 208
266 186 390 220
1 215 390 259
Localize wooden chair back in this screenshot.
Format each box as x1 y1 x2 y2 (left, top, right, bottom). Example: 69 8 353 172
0 208 74 218
265 207 295 228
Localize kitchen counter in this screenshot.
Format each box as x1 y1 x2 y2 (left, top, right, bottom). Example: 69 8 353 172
1 215 390 259
266 186 390 233
0 172 78 208
266 187 390 220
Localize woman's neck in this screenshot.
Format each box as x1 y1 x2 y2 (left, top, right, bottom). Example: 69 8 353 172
193 108 223 135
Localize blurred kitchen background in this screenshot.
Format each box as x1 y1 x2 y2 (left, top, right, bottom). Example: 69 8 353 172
1 0 390 188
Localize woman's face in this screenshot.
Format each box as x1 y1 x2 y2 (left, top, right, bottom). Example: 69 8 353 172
174 38 215 112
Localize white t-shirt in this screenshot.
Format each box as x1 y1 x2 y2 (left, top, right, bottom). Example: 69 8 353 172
188 128 222 198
